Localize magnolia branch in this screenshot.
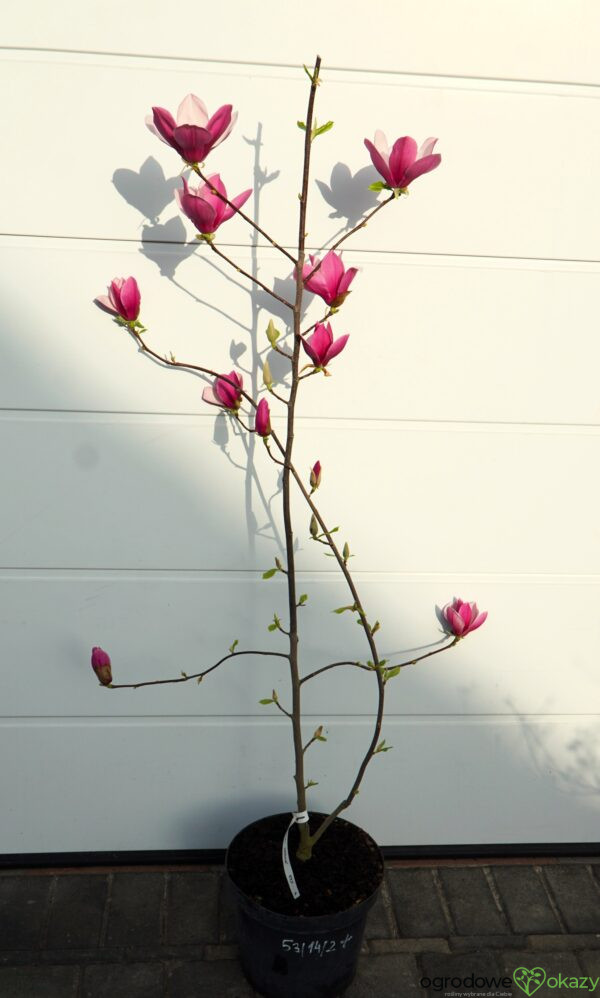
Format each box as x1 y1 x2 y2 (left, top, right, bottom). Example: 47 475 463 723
207 241 294 310
302 192 395 285
193 165 297 265
108 648 290 691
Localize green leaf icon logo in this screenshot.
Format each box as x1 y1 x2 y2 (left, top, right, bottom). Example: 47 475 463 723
513 966 546 996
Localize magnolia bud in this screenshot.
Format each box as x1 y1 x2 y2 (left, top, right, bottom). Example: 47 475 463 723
91 646 112 686
309 460 322 492
262 359 273 389
309 514 319 538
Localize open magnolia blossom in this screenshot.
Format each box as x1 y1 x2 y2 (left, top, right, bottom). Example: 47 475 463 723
301 250 357 307
176 174 252 237
441 598 488 638
202 371 243 411
301 321 349 371
92 58 486 869
146 93 237 164
94 277 141 322
364 132 441 191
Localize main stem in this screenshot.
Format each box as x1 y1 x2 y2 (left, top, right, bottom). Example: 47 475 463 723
286 55 321 862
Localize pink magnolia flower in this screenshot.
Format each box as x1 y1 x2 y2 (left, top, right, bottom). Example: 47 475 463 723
255 398 271 437
301 251 357 307
364 132 441 190
301 322 349 370
146 94 237 164
441 599 487 638
310 461 322 491
202 371 243 411
175 174 251 237
95 277 141 322
91 647 112 686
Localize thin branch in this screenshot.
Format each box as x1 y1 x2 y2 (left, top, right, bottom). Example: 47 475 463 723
109 649 290 690
391 637 459 669
303 192 395 285
301 309 334 337
193 165 297 265
274 699 293 720
300 660 370 685
131 330 258 411
207 241 294 310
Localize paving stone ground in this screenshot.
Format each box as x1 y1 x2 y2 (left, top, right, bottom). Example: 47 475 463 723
1 857 599 997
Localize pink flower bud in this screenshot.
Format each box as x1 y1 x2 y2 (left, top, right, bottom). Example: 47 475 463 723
440 599 487 638
95 277 141 322
364 132 441 191
91 647 112 686
301 322 349 371
301 251 357 307
202 371 243 412
255 398 271 437
310 461 322 490
146 94 237 165
175 174 251 237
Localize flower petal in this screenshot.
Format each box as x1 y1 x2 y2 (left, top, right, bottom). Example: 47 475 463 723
389 136 418 188
323 333 349 365
172 124 212 162
403 153 442 187
364 138 393 186
176 93 208 128
418 137 438 158
151 106 177 146
206 104 234 144
94 295 118 316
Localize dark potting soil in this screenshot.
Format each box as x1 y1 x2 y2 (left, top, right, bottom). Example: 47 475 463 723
226 812 383 917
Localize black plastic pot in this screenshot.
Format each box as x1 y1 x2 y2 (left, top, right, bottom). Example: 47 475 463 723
226 813 383 998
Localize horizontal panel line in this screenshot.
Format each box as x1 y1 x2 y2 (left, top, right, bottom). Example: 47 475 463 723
2 45 599 92
1 407 599 432
2 231 600 266
0 568 600 581
2 714 599 723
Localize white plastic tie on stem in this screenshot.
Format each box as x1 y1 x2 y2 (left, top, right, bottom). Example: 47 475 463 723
282 810 309 899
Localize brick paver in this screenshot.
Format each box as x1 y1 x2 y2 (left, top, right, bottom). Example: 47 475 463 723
1 858 599 996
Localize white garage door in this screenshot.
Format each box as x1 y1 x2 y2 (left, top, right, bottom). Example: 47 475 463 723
2 0 600 854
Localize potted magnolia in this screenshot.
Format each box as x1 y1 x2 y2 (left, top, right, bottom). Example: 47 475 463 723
91 57 486 998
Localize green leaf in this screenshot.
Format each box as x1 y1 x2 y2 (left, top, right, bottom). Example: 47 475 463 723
376 738 393 753
180 671 188 678
259 698 274 705
305 779 319 788
267 623 278 632
312 120 334 138
298 594 308 605
384 666 401 681
262 568 277 579
368 181 387 192
329 526 340 534
228 639 239 654
297 120 306 130
370 620 380 635
316 735 327 742
333 604 356 614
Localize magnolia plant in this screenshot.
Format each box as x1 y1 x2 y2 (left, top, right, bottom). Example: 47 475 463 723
91 57 486 867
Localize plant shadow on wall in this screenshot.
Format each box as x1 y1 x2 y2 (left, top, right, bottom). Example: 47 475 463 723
314 163 380 246
112 127 289 556
506 696 600 797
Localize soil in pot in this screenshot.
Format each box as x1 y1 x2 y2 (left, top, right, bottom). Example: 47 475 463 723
226 812 383 917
